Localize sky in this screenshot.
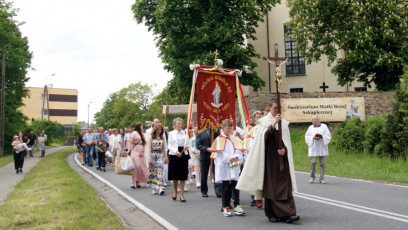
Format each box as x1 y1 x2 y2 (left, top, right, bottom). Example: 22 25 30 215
12 0 173 124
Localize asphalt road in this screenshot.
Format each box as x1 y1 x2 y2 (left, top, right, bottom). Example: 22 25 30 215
75 154 408 230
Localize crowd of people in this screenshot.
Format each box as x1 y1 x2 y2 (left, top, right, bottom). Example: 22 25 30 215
11 130 47 174
73 100 331 223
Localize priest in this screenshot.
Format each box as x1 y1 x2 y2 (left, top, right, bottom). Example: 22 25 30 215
237 101 299 223
305 115 331 184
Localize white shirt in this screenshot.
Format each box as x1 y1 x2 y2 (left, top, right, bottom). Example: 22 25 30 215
305 123 331 157
109 134 122 151
214 132 242 183
167 129 188 156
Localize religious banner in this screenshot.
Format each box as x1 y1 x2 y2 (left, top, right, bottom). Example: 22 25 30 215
196 67 236 133
281 97 365 123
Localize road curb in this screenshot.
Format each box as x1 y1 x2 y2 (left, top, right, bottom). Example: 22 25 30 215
71 153 177 230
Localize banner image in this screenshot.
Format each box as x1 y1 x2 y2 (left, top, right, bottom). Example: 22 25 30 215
196 69 236 133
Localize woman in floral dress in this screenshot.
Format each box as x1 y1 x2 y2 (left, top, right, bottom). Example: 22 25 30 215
147 124 168 195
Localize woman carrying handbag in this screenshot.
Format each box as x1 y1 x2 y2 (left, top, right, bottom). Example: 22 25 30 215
127 122 148 189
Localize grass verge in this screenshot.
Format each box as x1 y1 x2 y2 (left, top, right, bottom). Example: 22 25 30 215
0 146 128 230
0 154 13 168
291 129 408 184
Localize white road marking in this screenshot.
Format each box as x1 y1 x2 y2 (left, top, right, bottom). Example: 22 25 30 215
295 192 408 223
74 153 178 230
295 171 407 188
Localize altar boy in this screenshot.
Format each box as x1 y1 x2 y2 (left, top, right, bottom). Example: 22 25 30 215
210 119 245 217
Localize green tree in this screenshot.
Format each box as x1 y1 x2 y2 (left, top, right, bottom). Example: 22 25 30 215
28 119 59 144
287 0 408 90
72 123 80 136
1 1 32 154
132 0 281 104
379 65 408 159
94 92 118 128
94 82 156 128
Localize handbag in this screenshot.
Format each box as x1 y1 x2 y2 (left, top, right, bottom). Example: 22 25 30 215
114 156 134 175
121 155 135 171
105 150 113 160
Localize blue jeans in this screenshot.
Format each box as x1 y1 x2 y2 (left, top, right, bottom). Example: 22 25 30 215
94 145 99 167
86 145 94 165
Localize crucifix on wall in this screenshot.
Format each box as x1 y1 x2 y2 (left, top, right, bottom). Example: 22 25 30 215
320 82 329 92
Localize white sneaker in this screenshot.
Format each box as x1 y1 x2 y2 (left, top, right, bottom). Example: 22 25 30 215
223 207 232 217
159 189 165 195
234 205 245 216
152 189 158 194
196 183 201 188
184 186 189 192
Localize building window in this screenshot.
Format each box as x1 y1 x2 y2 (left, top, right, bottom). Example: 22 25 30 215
354 87 367 92
42 109 49 116
290 88 304 93
284 26 306 75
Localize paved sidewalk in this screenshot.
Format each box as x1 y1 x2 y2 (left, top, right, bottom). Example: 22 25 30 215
0 146 67 205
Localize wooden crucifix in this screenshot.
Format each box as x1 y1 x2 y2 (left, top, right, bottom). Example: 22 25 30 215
263 43 289 171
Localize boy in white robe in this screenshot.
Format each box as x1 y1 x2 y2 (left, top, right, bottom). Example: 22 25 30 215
305 115 331 184
210 119 245 217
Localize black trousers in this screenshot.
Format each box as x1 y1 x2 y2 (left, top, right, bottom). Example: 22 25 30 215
98 151 106 168
14 150 25 170
200 159 222 195
222 180 239 208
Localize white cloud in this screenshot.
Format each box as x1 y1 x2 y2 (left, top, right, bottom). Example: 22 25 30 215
12 0 172 124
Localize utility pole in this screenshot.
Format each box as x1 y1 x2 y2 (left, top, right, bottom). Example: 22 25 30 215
0 37 5 157
88 101 93 128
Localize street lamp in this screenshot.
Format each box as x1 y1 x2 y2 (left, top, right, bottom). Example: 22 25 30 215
88 101 93 128
0 21 26 157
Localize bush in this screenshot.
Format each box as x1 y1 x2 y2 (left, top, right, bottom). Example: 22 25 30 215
72 123 81 136
362 115 386 155
333 117 365 152
26 119 60 144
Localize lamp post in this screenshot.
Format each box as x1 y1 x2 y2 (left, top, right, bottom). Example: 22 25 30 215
0 21 26 157
88 101 93 128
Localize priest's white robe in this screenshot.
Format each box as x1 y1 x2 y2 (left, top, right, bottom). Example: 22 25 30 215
236 112 297 197
305 124 331 157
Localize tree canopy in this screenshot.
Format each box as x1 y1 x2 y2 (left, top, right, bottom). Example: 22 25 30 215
132 0 281 104
1 1 32 154
287 0 408 90
94 82 157 128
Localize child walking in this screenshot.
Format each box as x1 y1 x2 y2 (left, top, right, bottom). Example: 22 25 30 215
210 119 245 217
96 133 107 172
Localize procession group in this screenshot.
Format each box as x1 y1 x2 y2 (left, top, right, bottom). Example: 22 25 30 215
76 100 331 224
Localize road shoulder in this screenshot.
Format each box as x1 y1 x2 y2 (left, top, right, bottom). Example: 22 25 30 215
66 152 167 230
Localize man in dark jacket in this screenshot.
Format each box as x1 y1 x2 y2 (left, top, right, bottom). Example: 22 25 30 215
27 130 37 157
196 126 221 197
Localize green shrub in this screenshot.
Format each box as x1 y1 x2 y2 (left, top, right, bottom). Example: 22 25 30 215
27 119 60 144
334 117 365 152
362 115 386 154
